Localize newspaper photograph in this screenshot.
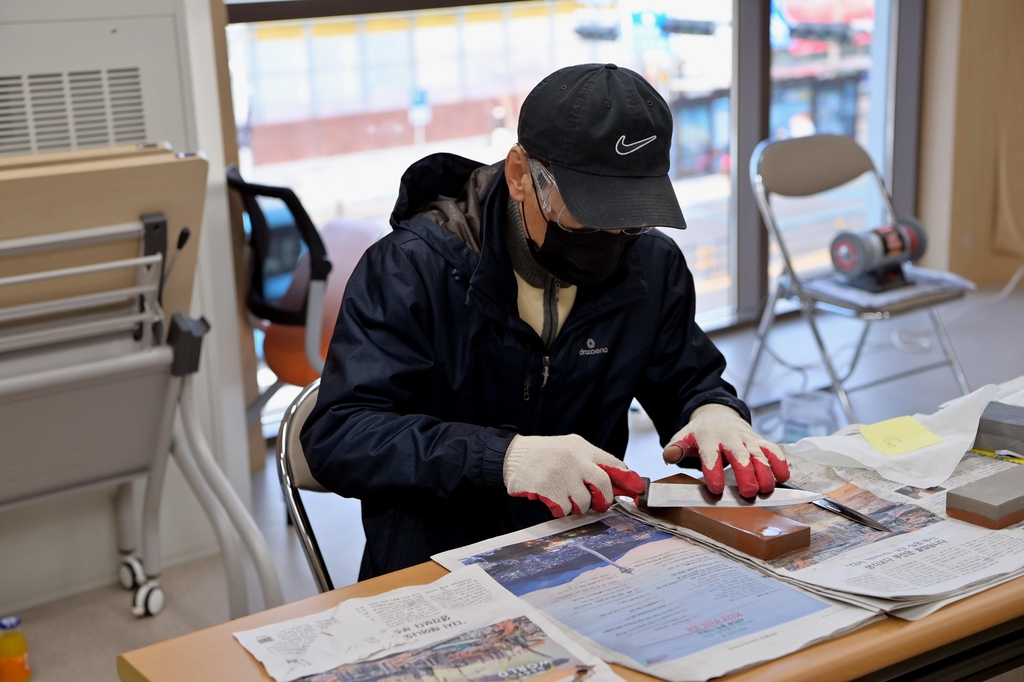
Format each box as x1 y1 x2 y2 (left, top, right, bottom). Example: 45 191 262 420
772 455 1024 600
618 455 1024 619
766 482 946 571
305 616 598 682
234 565 622 682
838 455 1019 518
434 512 879 682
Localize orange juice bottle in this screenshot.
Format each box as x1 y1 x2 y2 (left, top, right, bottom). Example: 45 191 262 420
0 617 31 682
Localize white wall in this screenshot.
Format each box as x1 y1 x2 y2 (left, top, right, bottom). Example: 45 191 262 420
916 0 961 273
0 0 251 615
181 0 253 508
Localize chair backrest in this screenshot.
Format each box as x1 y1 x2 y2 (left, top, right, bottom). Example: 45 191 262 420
276 380 333 592
226 165 332 327
278 381 327 493
275 217 387 353
752 134 876 197
750 134 894 283
261 218 385 388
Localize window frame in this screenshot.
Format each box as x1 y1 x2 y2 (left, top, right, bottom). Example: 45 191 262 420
224 0 919 332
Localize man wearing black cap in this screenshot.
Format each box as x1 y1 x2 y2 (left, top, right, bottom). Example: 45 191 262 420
302 64 789 580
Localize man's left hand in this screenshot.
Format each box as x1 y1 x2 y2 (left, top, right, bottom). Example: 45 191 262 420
662 403 789 497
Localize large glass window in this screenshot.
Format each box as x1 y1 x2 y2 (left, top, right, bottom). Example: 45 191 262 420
767 0 879 283
227 0 735 318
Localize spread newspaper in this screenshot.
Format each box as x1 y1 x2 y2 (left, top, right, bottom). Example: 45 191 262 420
616 454 1024 621
235 565 623 682
433 512 880 682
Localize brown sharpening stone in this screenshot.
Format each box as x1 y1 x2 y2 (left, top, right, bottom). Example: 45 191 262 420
974 402 1024 454
946 464 1024 529
644 473 811 560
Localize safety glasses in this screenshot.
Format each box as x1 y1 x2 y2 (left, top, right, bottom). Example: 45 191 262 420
524 152 654 237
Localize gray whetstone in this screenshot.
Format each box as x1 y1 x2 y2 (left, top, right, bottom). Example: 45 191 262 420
975 402 1024 453
947 465 1024 520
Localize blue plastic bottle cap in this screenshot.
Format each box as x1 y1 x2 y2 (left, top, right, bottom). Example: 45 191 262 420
0 616 21 629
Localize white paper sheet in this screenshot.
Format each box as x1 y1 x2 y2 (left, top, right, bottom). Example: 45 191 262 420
234 609 340 667
434 512 880 682
234 565 623 682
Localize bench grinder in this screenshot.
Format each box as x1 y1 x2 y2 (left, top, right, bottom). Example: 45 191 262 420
830 217 927 292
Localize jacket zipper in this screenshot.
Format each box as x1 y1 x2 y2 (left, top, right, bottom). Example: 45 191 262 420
534 356 549 433
523 374 532 401
541 280 560 347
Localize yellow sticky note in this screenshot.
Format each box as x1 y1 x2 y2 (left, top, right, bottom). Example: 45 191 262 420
859 416 943 457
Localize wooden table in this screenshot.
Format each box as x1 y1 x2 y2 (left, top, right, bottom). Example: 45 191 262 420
118 560 1024 682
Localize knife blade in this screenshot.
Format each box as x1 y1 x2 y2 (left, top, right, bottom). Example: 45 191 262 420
637 478 825 509
717 469 892 532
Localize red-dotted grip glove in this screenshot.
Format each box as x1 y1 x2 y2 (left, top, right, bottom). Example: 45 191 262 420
503 434 647 517
662 404 790 497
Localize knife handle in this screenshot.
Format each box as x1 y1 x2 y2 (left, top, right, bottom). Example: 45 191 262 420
619 477 651 507
606 468 648 504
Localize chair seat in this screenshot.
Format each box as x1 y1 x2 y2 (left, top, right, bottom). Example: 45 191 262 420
264 323 327 387
797 267 973 317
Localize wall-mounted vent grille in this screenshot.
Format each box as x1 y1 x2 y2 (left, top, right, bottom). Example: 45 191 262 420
29 73 71 151
108 68 146 144
0 67 146 156
0 76 32 155
69 70 110 147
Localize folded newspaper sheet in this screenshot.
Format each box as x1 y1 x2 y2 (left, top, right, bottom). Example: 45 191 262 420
617 454 1024 622
235 565 623 682
434 511 880 682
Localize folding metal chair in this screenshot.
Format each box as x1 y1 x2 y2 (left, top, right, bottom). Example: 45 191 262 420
277 380 333 593
744 134 971 423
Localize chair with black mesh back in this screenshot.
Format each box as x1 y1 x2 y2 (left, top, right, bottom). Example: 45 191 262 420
226 165 383 427
277 380 333 592
743 135 971 423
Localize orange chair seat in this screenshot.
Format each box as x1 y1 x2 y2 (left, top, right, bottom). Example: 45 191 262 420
263 324 329 387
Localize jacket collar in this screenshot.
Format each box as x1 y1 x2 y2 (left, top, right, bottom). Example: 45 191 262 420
391 153 649 337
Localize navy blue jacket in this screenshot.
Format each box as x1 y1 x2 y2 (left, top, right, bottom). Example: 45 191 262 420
301 153 748 580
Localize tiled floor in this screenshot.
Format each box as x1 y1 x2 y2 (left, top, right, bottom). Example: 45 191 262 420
14 288 1024 680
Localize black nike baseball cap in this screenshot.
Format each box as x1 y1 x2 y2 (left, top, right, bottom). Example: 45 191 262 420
517 63 686 231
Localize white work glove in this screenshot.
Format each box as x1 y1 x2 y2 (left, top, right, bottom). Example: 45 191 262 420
503 434 647 517
662 403 789 498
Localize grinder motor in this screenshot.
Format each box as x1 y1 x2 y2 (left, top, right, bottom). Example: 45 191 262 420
830 217 927 292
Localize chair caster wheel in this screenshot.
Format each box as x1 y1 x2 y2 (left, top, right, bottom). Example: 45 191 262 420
132 581 165 617
119 556 146 590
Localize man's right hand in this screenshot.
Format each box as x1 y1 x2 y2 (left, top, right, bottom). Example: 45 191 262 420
503 434 647 517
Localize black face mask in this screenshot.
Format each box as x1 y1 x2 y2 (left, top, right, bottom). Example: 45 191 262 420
521 194 640 287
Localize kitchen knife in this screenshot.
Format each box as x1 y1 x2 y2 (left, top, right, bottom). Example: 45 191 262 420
632 478 825 509
716 470 890 531
776 482 892 532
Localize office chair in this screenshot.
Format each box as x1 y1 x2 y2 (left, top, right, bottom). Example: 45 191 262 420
277 379 334 593
744 135 971 423
226 166 383 425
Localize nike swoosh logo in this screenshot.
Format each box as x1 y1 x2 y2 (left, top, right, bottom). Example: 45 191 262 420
615 134 657 156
